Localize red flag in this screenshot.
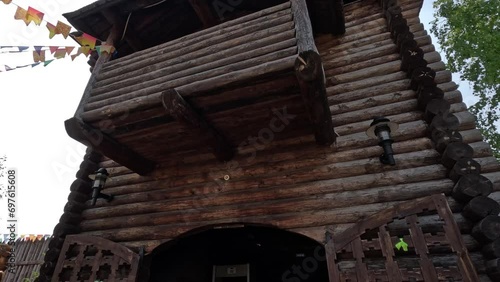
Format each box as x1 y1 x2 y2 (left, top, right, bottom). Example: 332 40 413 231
26 7 44 26
49 46 59 54
65 46 75 55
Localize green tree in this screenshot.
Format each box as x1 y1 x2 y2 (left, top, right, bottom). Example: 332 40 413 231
431 0 500 158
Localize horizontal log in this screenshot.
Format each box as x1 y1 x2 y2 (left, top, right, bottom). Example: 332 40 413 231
330 90 415 114
101 137 435 195
102 2 292 69
91 35 297 102
327 71 408 96
81 55 297 122
319 32 391 55
333 99 418 127
90 27 296 102
87 148 444 209
80 199 448 242
329 79 410 104
80 177 454 232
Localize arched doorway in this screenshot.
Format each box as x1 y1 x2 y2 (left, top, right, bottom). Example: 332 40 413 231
147 224 328 282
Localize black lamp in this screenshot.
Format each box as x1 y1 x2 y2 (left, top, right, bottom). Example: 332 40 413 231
366 117 399 166
90 168 114 206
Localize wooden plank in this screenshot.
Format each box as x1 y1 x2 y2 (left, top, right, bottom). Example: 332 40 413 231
65 117 155 175
433 196 480 282
406 214 439 281
352 237 369 281
291 0 317 53
161 89 234 161
378 225 403 281
295 50 336 145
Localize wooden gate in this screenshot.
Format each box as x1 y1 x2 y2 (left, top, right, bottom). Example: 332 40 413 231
52 235 140 282
325 194 479 281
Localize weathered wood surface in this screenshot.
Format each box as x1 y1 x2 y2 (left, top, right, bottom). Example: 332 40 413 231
64 2 500 275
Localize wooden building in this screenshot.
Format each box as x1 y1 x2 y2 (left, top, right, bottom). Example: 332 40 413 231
35 0 500 281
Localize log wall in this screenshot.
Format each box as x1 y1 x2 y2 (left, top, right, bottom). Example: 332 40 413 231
46 0 500 280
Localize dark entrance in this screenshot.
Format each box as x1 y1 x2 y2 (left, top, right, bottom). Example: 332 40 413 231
147 224 328 282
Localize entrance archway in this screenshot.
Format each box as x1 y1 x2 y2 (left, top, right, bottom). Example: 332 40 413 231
147 224 328 282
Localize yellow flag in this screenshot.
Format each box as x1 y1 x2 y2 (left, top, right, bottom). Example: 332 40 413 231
14 7 30 25
33 50 46 62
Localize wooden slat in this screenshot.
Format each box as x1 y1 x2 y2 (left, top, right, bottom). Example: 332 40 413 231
378 225 403 281
352 237 369 281
406 214 439 281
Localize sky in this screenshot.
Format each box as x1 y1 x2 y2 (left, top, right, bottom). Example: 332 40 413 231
0 0 478 236
0 0 94 236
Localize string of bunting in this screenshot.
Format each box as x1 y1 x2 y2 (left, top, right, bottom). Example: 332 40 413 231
0 0 115 72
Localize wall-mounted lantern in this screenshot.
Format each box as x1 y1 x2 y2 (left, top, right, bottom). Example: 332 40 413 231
90 168 114 206
366 117 399 166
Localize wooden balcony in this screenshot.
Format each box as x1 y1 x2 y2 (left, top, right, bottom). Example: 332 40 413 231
66 0 344 174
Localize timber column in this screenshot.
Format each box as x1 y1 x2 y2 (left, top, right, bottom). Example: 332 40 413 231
291 0 336 145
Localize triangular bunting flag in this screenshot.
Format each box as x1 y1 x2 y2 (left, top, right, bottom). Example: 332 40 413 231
49 46 59 54
95 46 101 55
18 46 29 52
31 62 41 68
2 0 12 4
5 65 14 71
46 22 57 39
56 21 72 39
47 21 72 39
14 7 30 25
26 7 44 26
54 48 66 59
44 60 54 67
33 50 45 62
76 33 97 49
65 46 75 55
34 46 43 55
71 46 92 60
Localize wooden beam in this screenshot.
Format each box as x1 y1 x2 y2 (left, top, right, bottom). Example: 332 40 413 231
187 0 218 28
295 51 336 145
291 0 317 53
65 117 155 175
161 89 234 161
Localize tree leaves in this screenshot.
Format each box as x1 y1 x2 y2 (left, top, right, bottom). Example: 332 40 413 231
432 0 500 158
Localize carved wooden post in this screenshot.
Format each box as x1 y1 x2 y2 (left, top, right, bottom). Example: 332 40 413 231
291 0 335 145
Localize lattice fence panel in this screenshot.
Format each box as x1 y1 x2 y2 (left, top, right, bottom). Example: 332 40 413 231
326 194 479 281
52 235 139 282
